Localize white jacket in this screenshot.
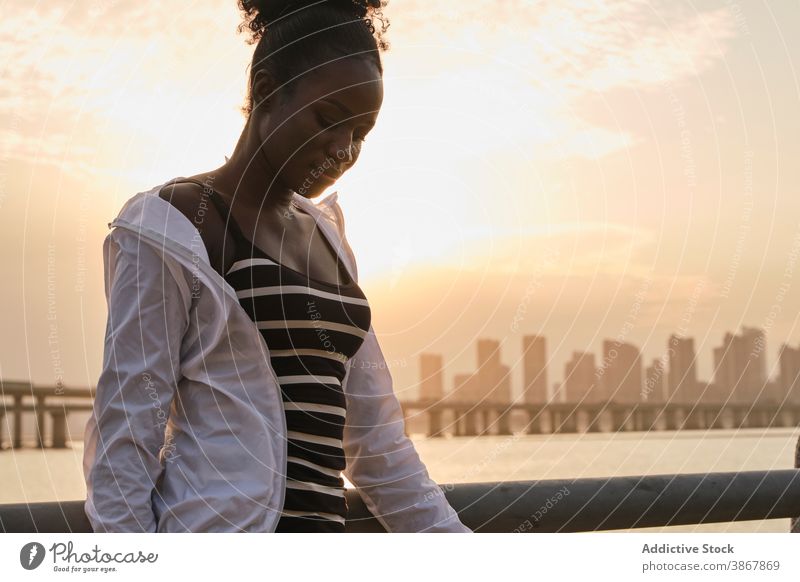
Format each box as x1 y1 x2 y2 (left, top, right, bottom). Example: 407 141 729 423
83 177 471 533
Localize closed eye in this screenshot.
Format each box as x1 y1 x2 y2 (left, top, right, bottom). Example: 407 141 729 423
316 113 334 129
318 114 368 143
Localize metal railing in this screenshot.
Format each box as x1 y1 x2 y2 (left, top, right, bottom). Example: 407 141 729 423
2 469 799 533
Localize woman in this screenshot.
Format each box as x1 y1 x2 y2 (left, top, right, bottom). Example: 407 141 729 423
82 0 471 533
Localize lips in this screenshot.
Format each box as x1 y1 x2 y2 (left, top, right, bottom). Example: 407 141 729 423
310 163 342 182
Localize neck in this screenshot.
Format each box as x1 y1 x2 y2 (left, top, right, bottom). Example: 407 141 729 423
207 118 295 213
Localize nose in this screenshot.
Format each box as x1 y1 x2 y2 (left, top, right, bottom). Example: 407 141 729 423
325 138 356 172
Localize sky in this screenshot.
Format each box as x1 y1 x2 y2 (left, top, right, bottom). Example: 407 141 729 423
1 0 799 404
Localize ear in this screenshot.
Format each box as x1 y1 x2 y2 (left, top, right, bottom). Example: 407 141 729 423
252 69 279 113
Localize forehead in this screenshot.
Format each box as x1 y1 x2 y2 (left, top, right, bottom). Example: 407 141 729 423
291 56 383 116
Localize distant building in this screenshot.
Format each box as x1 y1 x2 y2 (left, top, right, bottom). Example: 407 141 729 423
449 372 480 405
599 340 642 403
644 357 666 402
419 353 444 402
563 351 597 403
667 335 698 404
552 381 565 403
522 334 548 404
476 338 511 404
713 327 767 404
494 364 513 405
778 343 800 404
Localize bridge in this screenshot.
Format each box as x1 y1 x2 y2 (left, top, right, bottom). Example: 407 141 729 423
4 379 800 449
0 381 93 449
401 399 800 437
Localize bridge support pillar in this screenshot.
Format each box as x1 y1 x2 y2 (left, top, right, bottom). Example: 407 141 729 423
736 408 750 429
497 410 512 435
13 394 23 449
564 411 579 433
609 408 627 432
464 410 480 437
35 395 47 449
576 409 590 433
540 409 554 434
636 408 656 432
778 409 794 428
586 408 604 432
49 409 68 449
667 408 684 431
652 408 668 431
428 410 443 438
686 408 705 430
479 409 490 435
523 409 541 434
549 410 562 433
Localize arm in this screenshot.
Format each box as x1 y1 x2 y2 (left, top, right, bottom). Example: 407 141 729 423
342 324 472 532
83 227 191 532
327 195 470 531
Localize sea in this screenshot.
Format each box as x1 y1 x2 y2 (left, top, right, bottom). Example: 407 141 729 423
2 427 798 533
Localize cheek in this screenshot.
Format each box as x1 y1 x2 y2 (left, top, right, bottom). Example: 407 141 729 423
266 121 318 167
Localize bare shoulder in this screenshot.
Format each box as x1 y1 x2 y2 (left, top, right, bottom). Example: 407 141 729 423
157 180 235 277
158 180 206 221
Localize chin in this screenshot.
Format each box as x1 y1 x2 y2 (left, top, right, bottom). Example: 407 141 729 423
294 177 334 200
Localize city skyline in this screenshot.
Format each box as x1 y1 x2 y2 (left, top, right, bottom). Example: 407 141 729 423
415 326 800 407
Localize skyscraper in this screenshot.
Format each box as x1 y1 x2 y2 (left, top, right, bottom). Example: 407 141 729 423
476 338 510 404
522 334 547 404
419 353 444 402
599 340 643 403
667 335 698 404
564 351 597 403
713 327 767 404
778 343 800 404
644 357 666 402
741 326 768 402
449 372 479 404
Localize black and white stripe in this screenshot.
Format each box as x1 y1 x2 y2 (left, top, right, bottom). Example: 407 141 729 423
224 251 371 533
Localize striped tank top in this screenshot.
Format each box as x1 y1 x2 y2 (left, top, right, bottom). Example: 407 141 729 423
194 183 372 532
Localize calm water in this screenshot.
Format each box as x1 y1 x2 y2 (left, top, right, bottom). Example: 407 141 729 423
2 428 798 532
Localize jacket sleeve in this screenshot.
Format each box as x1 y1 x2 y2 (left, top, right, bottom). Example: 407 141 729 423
329 196 470 532
83 227 191 532
342 326 471 532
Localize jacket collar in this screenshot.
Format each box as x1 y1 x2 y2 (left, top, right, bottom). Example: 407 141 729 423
108 178 354 303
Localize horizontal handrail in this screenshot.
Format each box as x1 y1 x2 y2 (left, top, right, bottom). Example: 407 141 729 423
2 470 799 532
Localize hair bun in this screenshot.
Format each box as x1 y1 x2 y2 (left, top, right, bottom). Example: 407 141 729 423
237 0 388 45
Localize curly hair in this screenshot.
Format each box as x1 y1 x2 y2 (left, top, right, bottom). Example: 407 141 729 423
236 0 390 118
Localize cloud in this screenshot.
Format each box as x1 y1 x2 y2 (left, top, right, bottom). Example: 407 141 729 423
1 1 741 180
385 0 739 161
0 1 246 180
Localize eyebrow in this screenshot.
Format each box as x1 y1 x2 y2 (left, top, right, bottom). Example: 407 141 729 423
321 97 353 116
321 98 377 129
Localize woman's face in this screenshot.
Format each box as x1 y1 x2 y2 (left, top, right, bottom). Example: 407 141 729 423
254 55 384 199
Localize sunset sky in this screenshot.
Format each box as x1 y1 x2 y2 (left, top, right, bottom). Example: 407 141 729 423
1 0 799 403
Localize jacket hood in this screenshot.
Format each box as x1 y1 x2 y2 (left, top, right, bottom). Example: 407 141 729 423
107 178 357 303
